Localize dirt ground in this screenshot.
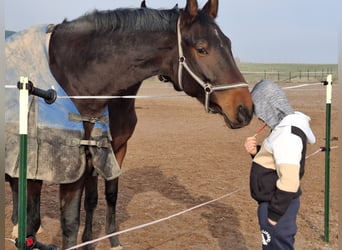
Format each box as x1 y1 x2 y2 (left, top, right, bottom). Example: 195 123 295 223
5 78 339 249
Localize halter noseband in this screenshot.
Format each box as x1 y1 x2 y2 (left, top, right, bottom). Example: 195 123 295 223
176 17 248 113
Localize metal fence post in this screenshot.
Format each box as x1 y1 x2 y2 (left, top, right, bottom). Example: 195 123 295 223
322 74 332 242
17 76 29 250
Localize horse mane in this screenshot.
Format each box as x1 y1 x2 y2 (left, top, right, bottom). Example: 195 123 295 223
62 8 180 34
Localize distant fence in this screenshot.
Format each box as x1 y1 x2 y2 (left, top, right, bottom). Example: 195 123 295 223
241 68 336 83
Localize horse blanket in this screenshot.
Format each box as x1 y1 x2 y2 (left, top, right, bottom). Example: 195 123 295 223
5 24 121 184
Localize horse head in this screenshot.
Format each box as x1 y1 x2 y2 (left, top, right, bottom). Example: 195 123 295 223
173 0 253 129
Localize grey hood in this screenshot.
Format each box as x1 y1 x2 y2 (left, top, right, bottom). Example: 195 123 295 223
251 80 294 129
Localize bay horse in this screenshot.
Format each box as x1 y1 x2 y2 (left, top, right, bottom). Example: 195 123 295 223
6 0 253 249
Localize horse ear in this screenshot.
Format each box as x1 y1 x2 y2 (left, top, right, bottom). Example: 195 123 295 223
202 0 218 18
185 0 198 19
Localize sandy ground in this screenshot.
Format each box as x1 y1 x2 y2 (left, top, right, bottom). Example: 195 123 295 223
5 78 339 249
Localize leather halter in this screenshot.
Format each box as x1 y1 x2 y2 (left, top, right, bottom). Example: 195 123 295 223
176 17 248 113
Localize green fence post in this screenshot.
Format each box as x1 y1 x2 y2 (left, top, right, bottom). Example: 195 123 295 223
17 76 29 250
323 74 332 242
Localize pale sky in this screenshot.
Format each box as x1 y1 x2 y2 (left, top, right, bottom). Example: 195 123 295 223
5 0 341 64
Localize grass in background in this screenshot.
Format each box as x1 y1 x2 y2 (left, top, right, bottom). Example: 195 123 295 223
237 63 338 83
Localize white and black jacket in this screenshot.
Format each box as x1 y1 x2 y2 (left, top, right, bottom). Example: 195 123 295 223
250 112 316 222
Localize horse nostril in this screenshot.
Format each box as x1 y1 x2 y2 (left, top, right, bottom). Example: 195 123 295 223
237 104 252 125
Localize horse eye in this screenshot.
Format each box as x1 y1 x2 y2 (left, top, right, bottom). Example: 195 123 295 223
197 47 208 55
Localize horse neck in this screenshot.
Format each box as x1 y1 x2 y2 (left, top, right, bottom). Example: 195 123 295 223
49 24 179 98
122 32 179 80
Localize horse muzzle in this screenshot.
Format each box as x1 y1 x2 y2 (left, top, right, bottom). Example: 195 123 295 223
209 85 253 129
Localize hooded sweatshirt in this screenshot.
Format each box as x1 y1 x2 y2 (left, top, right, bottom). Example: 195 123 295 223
249 80 316 221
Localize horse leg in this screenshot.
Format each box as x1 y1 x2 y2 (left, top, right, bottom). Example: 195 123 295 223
105 134 132 249
26 179 43 236
82 171 98 250
60 175 85 249
105 122 136 250
105 177 121 249
6 175 42 238
6 175 19 238
106 84 139 249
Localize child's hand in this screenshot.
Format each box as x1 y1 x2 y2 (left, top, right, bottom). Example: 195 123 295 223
244 136 257 155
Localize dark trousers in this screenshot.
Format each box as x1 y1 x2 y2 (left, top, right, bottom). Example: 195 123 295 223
257 198 300 250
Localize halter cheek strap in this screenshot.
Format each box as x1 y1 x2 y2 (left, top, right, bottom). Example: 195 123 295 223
176 17 249 113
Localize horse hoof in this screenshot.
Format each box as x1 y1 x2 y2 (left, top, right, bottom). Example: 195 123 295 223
110 245 123 250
